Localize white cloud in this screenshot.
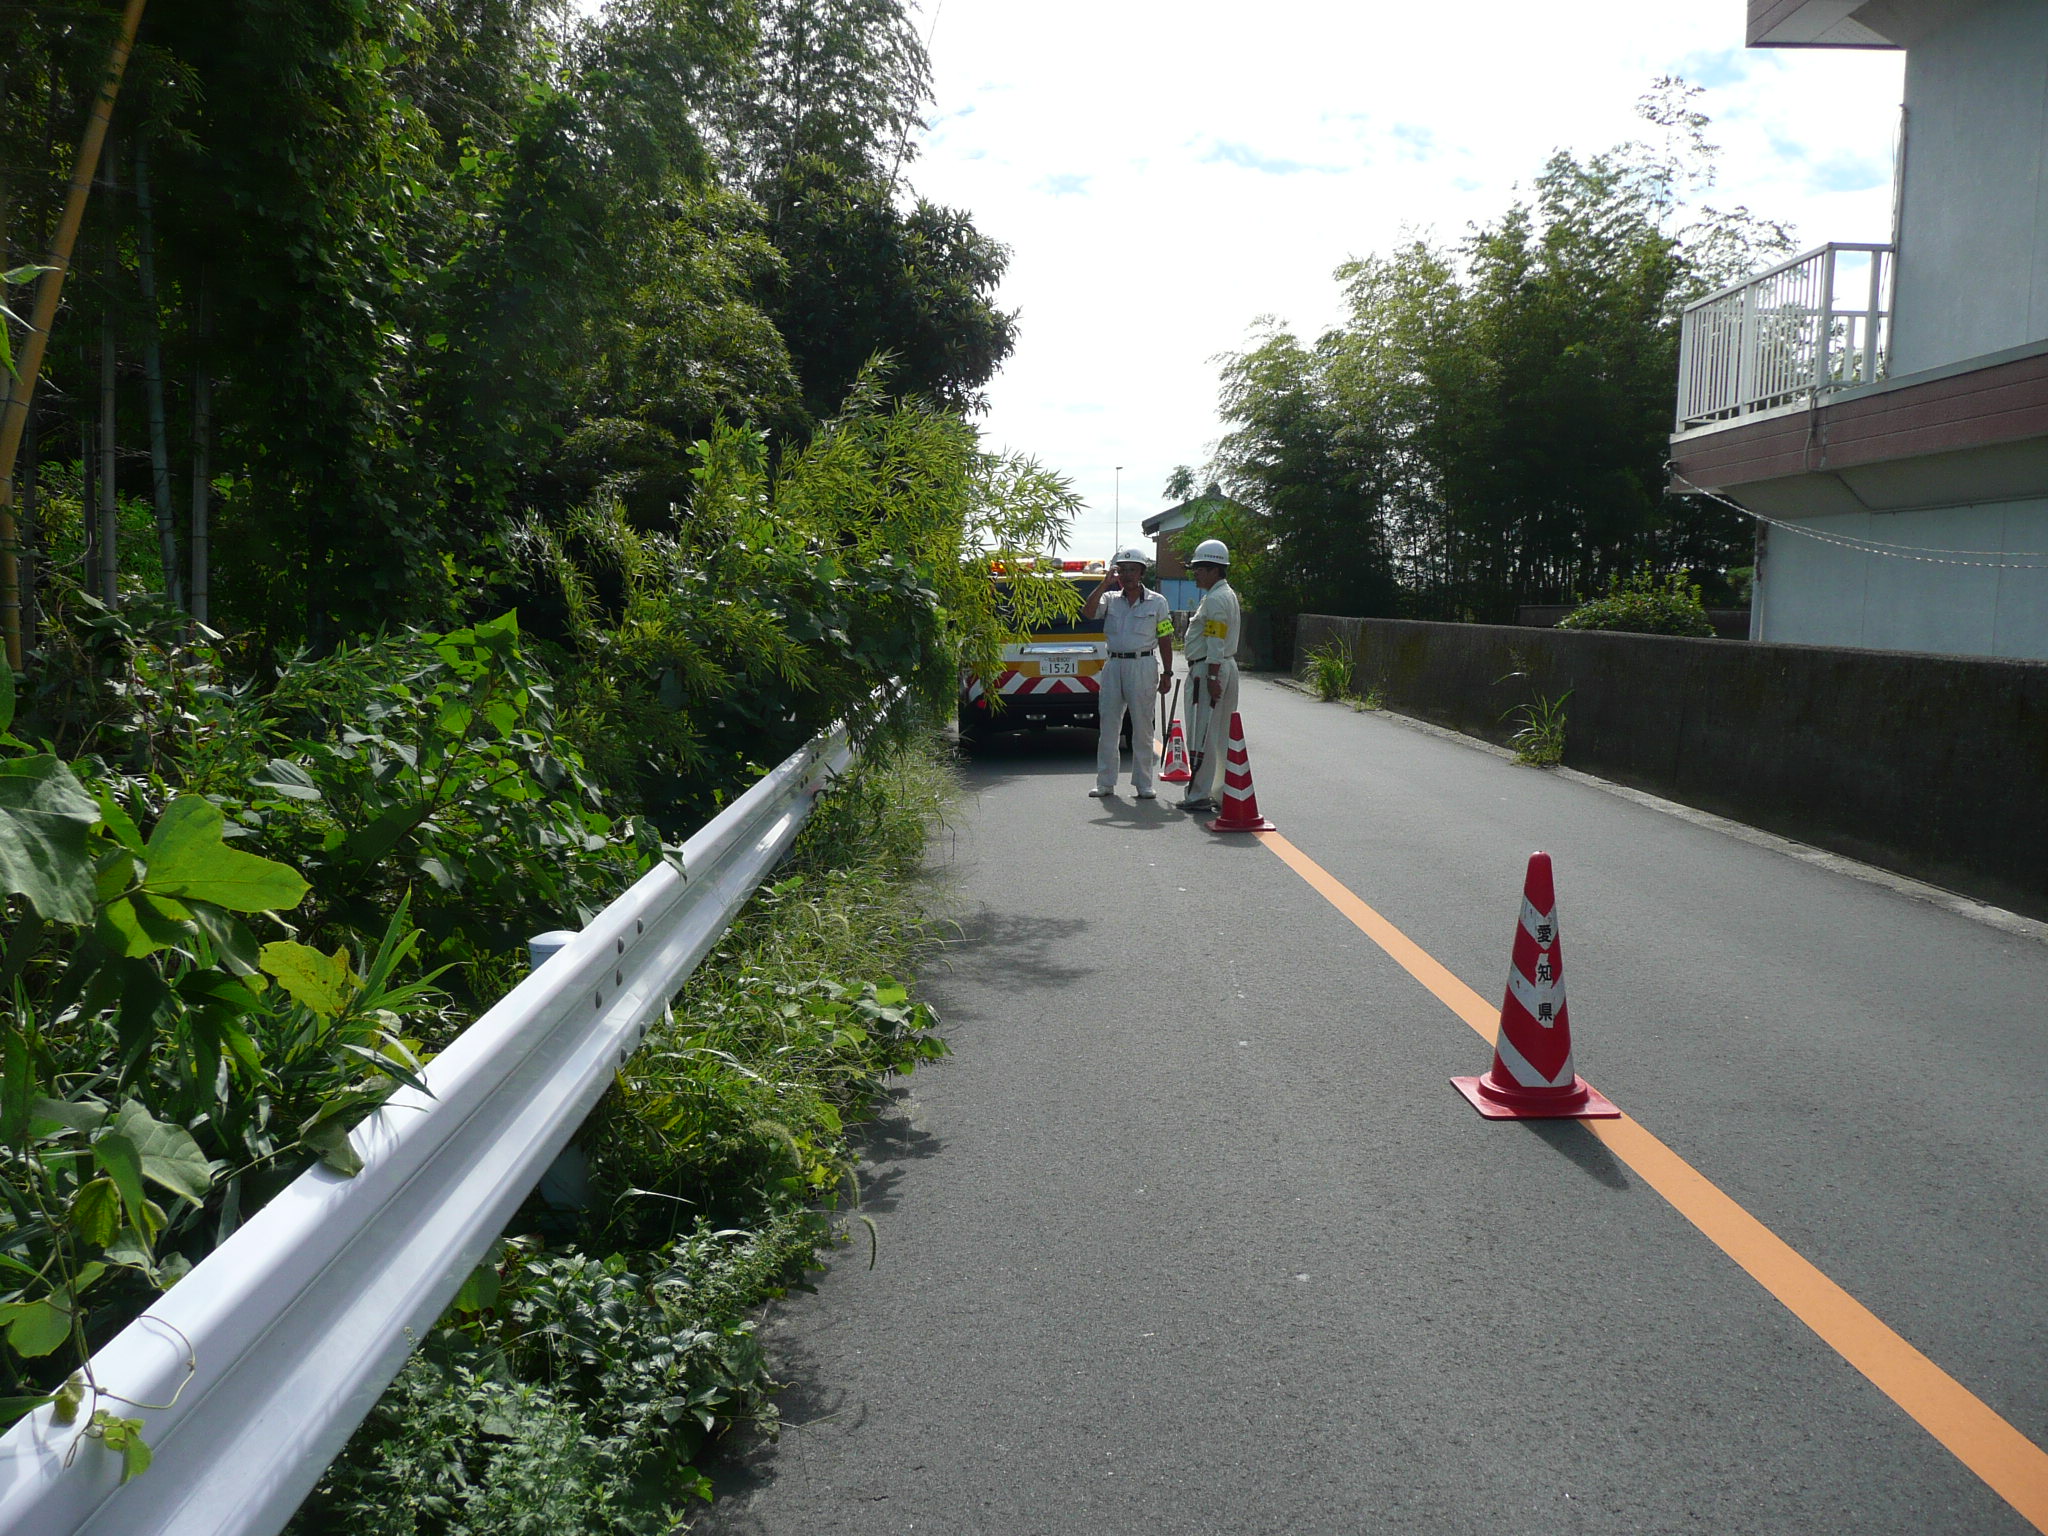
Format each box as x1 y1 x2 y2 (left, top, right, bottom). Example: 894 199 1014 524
902 0 1905 555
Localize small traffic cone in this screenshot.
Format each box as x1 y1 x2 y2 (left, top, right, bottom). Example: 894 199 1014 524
1204 712 1276 833
1452 853 1617 1118
1159 717 1192 783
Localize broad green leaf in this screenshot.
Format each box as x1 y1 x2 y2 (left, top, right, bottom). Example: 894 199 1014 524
300 1113 364 1177
93 789 144 854
98 891 193 958
71 1179 122 1248
92 1132 149 1231
341 802 423 868
31 1096 106 1135
103 1227 155 1270
260 942 352 1017
250 759 322 802
141 798 308 913
450 1257 501 1314
0 756 100 923
108 1101 213 1206
93 847 137 902
2 1298 70 1357
186 901 262 977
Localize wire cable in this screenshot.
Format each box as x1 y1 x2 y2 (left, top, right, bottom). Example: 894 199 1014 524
1668 467 2048 570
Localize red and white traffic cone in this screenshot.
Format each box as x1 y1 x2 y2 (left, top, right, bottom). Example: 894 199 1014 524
1205 712 1276 833
1159 717 1192 784
1451 852 1618 1119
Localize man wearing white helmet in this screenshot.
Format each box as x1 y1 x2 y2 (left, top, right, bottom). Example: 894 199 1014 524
1177 538 1239 815
1081 546 1175 798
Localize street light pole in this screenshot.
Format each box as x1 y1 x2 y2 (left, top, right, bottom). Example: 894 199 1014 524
1114 464 1123 554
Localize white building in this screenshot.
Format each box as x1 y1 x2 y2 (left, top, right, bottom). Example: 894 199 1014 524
1671 0 2048 660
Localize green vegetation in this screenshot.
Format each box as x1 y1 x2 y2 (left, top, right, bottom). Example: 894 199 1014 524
1503 691 1572 768
1178 80 1788 628
0 0 1022 649
290 739 957 1536
1302 637 1355 701
0 582 964 1516
1557 566 1717 638
0 0 1049 1516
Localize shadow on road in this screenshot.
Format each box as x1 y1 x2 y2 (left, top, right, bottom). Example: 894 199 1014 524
848 1083 942 1215
1518 1116 1634 1190
933 909 1097 1003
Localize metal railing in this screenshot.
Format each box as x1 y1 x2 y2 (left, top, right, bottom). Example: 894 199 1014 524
1676 242 1893 429
0 709 876 1536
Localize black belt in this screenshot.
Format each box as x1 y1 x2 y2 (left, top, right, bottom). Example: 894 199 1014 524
1107 650 1148 659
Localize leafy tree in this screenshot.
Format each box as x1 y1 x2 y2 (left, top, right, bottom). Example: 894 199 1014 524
754 154 1016 423
1202 81 1794 624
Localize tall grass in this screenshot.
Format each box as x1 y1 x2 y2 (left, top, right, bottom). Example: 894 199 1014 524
1302 637 1355 701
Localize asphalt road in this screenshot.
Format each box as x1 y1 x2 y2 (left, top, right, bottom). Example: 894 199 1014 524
691 677 2048 1535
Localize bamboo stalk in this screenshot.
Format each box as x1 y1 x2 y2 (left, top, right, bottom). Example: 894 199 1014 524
0 0 150 669
135 135 179 608
98 317 116 603
190 271 210 626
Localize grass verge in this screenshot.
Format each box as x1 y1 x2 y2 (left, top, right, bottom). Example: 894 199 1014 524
287 733 957 1536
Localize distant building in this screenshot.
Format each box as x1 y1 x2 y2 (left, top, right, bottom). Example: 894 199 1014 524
1141 483 1247 611
1670 0 2048 660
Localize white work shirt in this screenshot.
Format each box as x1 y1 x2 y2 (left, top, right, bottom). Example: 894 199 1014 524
1099 586 1173 656
1184 579 1240 665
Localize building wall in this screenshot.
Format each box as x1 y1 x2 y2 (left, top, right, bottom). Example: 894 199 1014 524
1890 0 2048 375
1753 497 2048 659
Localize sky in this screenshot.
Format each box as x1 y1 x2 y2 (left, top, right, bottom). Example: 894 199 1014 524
897 0 1907 558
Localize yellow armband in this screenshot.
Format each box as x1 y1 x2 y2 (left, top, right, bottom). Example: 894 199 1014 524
1202 620 1227 639
1155 618 1173 637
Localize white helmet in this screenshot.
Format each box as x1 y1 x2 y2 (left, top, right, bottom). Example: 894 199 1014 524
1190 538 1230 566
1112 545 1150 569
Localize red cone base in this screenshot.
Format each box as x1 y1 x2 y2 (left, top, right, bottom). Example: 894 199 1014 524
1451 1066 1618 1120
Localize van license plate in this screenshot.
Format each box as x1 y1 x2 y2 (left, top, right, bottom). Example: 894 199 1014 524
1041 658 1078 676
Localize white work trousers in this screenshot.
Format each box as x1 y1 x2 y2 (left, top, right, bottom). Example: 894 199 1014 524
1096 653 1160 792
1186 659 1240 804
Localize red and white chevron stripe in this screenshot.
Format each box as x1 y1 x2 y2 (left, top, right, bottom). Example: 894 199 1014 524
964 670 1100 705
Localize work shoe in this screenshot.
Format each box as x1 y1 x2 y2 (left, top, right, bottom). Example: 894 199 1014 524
1135 790 1156 800
1088 786 1115 798
1177 797 1216 814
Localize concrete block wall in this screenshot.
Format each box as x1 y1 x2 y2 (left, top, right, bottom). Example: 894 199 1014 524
1297 615 2048 919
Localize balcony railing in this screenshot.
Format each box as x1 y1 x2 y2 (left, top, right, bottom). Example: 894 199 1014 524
1676 242 1893 430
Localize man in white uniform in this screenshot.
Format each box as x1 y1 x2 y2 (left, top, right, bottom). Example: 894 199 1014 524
1178 539 1239 815
1081 547 1175 798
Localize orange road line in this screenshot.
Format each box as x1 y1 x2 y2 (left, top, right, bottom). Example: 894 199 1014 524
1257 828 2048 1533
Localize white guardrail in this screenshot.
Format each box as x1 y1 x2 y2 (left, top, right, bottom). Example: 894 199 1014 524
1676 241 1892 430
0 712 868 1535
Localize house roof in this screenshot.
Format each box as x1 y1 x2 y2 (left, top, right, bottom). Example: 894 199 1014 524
1141 483 1245 538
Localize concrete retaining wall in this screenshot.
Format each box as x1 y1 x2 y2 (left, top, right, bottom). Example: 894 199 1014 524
1297 615 2048 919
